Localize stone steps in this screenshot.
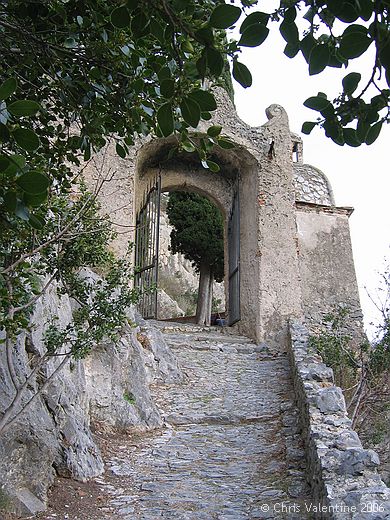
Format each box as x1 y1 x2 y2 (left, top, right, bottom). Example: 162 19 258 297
97 322 314 519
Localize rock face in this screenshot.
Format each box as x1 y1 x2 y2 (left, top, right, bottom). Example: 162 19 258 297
85 309 182 430
0 278 182 518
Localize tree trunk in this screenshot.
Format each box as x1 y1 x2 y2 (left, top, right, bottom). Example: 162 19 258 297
206 272 214 326
196 263 211 325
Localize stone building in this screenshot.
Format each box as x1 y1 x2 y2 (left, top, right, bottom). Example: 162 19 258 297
85 88 362 343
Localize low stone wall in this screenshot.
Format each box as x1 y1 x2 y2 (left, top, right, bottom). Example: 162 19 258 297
289 320 390 519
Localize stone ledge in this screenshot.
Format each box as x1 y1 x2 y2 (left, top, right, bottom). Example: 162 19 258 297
295 201 354 217
289 320 390 519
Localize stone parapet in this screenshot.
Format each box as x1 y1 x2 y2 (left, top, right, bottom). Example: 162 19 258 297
289 320 390 519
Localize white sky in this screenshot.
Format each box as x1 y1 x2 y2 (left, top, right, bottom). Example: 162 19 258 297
233 25 389 338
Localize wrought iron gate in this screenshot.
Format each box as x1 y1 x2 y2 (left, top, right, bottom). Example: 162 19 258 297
134 175 161 319
228 182 240 325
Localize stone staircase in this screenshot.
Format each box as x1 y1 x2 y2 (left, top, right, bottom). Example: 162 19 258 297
99 322 313 519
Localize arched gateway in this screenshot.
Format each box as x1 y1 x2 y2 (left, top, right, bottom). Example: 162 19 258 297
85 89 362 343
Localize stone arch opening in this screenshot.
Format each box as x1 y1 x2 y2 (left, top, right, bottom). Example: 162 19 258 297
159 188 226 324
134 137 258 330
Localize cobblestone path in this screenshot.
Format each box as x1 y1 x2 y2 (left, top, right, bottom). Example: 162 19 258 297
98 323 313 519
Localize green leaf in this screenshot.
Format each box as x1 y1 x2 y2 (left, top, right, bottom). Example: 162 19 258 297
217 138 235 149
64 37 77 49
365 121 382 145
301 121 317 135
181 40 194 54
303 7 314 23
181 140 196 153
201 112 212 121
309 45 330 75
0 155 10 172
304 96 331 111
300 33 316 63
379 41 390 70
238 23 269 47
357 119 370 141
3 154 26 176
0 123 10 142
279 20 299 45
127 0 137 10
13 128 40 151
188 90 217 112
209 4 241 29
131 12 149 37
195 27 214 45
157 102 174 137
29 214 45 230
23 190 48 207
342 72 361 95
358 0 373 21
0 78 17 101
339 31 372 60
8 100 41 117
206 48 224 76
206 160 220 172
207 125 222 137
180 97 201 128
150 19 165 44
3 191 17 212
157 67 171 81
284 42 299 58
323 119 344 145
111 5 130 28
196 54 207 78
327 1 359 23
378 93 390 115
232 61 252 88
16 171 50 194
284 7 297 23
240 12 269 33
116 143 126 158
343 128 361 147
160 79 175 99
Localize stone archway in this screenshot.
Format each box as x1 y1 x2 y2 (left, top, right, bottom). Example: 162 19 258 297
84 96 306 343
134 140 246 327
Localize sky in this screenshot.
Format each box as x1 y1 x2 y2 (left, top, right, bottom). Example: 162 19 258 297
232 22 389 338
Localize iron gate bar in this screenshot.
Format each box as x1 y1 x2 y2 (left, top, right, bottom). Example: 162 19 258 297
134 174 161 319
228 180 240 326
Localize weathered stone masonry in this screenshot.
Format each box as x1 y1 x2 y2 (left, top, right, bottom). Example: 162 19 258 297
289 321 390 519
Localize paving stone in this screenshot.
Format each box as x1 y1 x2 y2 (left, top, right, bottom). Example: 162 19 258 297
98 323 313 518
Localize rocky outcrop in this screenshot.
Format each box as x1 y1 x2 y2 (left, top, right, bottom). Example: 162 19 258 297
0 277 182 518
157 289 184 319
85 309 182 430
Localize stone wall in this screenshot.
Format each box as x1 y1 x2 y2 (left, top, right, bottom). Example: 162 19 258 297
289 320 390 519
296 204 364 338
0 276 182 517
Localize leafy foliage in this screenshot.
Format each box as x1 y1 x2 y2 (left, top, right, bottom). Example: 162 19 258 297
167 191 224 281
309 303 390 431
1 0 389 229
0 183 138 435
